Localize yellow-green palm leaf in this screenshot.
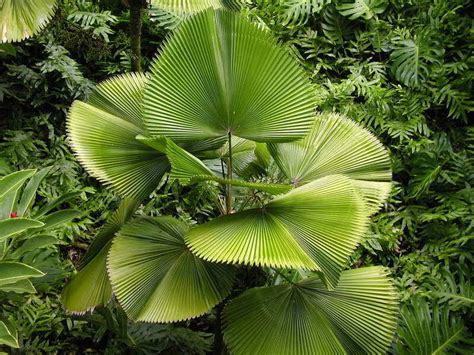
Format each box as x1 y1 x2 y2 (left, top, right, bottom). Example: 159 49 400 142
186 175 368 289
0 0 57 43
143 9 315 143
67 73 168 198
269 112 392 214
108 217 235 322
223 266 399 354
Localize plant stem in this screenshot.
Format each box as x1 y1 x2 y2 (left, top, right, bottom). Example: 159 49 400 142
225 132 233 214
129 0 145 72
213 302 225 354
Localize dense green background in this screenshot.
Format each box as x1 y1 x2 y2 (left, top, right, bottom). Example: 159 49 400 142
0 0 472 353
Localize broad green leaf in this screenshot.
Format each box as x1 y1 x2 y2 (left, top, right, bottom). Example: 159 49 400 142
108 217 235 322
67 73 169 198
186 175 368 289
166 138 292 194
62 198 139 313
0 0 57 43
0 262 44 286
390 34 442 87
0 320 18 348
282 0 331 25
0 169 35 199
34 191 82 217
0 279 36 293
223 267 399 354
37 209 81 230
143 9 315 143
269 112 392 214
12 235 58 257
0 218 44 242
17 166 51 216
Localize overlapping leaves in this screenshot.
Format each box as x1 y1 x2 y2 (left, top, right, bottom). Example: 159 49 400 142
67 73 168 199
108 217 235 322
61 198 139 314
269 112 392 214
223 267 399 354
186 175 368 289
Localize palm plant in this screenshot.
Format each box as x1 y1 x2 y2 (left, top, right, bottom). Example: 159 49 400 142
0 0 57 43
62 8 398 353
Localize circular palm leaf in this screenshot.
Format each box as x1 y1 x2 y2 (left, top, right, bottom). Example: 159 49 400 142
269 112 392 214
186 174 368 289
67 73 169 199
108 217 235 322
223 266 399 354
143 9 315 143
0 0 57 43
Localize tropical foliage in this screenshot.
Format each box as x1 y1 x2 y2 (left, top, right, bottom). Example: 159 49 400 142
0 0 472 353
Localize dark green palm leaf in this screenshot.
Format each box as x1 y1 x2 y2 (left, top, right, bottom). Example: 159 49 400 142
397 297 471 354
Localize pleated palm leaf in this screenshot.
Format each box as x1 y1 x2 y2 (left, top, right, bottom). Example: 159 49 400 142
64 8 398 354
224 267 399 354
0 0 57 43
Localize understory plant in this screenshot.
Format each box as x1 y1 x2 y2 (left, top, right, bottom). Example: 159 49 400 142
0 168 81 348
62 8 399 353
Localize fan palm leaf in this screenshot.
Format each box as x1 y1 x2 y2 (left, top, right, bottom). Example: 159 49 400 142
269 112 392 214
186 174 368 289
143 9 315 143
61 198 139 314
107 217 235 322
67 73 169 199
0 0 57 43
223 266 398 354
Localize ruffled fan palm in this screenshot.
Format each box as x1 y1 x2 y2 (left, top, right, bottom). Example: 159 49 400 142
63 8 398 354
0 0 57 43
